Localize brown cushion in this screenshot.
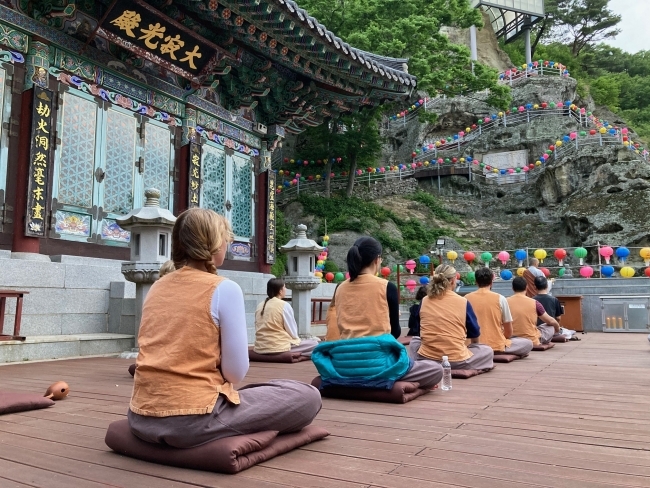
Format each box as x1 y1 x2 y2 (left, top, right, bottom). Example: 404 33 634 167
0 391 55 415
310 376 429 404
532 343 556 351
452 367 494 379
492 354 521 363
248 347 310 363
551 335 568 343
128 364 136 377
105 419 329 474
397 336 412 346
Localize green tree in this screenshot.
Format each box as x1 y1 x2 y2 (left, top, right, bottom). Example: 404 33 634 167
339 109 383 197
588 74 620 109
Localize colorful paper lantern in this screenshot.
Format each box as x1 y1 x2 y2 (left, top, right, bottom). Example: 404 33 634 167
615 246 630 263
558 268 565 277
533 249 547 263
334 272 345 283
405 279 417 292
574 247 588 265
644 267 650 278
540 267 550 277
325 272 334 282
599 246 613 264
601 265 614 278
579 266 594 278
380 267 391 278
447 250 458 263
419 255 431 265
405 260 416 274
554 248 567 266
419 276 430 285
464 252 475 264
517 267 526 277
640 247 650 266
500 269 513 280
514 249 527 266
480 252 492 264
497 251 510 265
620 266 635 278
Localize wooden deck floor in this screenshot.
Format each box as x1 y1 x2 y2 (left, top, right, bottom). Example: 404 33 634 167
0 333 649 487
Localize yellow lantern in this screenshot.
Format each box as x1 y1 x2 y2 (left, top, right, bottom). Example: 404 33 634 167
493 168 498 173
460 158 465 163
498 112 504 117
315 271 323 278
556 141 563 147
447 250 458 263
435 141 441 147
533 104 539 109
535 161 542 166
317 260 324 266
466 127 471 133
424 161 429 166
323 235 330 242
624 141 629 146
517 267 526 277
534 249 547 263
640 247 650 266
620 267 635 278
599 127 607 134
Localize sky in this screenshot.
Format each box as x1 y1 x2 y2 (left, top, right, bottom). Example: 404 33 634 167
606 1 650 53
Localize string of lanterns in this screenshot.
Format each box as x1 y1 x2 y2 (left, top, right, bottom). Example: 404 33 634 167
499 60 570 80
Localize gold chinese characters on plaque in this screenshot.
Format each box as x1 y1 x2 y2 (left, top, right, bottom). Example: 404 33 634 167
188 142 202 209
25 86 54 237
266 170 276 264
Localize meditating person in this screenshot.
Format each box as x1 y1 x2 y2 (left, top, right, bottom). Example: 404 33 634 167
319 236 442 389
523 258 552 297
407 286 427 337
128 208 321 448
254 278 319 356
409 265 494 371
466 267 534 356
532 275 563 341
507 277 560 345
158 259 176 278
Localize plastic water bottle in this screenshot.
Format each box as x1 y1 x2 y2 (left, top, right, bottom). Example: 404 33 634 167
441 356 452 390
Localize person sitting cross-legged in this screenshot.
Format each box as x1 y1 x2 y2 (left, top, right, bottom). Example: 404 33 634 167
127 208 321 448
507 277 560 345
532 275 563 343
314 236 443 390
254 278 319 357
409 265 494 371
466 267 533 356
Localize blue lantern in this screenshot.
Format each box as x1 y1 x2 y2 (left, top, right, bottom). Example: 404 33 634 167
514 249 527 265
616 246 630 263
491 114 498 120
453 134 459 140
526 103 533 110
419 255 431 265
419 276 430 285
466 156 473 162
565 101 572 107
609 128 616 135
563 135 570 142
500 169 506 175
601 265 615 278
500 269 513 280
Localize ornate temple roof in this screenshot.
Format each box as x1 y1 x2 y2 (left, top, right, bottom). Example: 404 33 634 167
19 0 417 133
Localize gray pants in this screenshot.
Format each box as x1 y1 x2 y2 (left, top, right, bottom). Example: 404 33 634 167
290 339 319 357
504 337 534 356
128 379 322 449
399 357 443 389
538 324 555 344
409 338 494 371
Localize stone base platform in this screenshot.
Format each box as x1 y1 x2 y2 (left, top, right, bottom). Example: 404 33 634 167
0 333 134 363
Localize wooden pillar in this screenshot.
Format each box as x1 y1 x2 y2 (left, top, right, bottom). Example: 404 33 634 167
11 88 38 253
177 143 189 215
256 170 270 274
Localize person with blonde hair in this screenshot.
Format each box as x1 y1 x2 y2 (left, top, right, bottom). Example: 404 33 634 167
410 265 494 371
158 260 176 278
466 267 533 356
254 278 319 357
127 208 321 448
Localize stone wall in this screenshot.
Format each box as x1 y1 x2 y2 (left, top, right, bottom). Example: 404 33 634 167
351 177 418 200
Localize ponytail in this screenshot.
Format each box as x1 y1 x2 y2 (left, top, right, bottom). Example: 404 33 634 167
261 278 285 315
427 264 457 298
346 236 382 281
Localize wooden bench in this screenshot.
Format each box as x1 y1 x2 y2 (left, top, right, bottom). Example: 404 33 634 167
0 290 28 341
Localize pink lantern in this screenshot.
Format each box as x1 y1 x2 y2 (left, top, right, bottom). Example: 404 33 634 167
405 260 416 274
437 158 443 164
411 163 416 169
497 251 510 265
405 279 417 293
621 128 628 134
518 106 525 112
569 132 577 140
580 266 594 278
345 272 350 280
508 168 514 174
459 131 465 137
484 117 490 123
599 246 614 264
580 108 586 114
522 166 529 172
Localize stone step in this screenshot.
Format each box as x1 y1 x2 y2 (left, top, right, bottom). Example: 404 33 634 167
0 334 134 363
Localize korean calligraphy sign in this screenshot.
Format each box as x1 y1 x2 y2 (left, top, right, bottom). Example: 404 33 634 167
100 0 225 83
266 170 276 264
25 86 53 237
188 142 202 209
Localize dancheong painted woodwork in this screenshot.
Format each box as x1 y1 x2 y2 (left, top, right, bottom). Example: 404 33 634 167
0 0 414 271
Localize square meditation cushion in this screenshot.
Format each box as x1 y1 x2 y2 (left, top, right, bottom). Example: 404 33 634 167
105 419 329 474
551 335 569 343
248 347 310 363
532 343 556 351
492 354 522 363
451 367 494 379
310 376 430 404
0 391 55 415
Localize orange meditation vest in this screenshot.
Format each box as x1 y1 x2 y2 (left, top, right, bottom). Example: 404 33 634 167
254 297 300 353
466 288 511 352
130 266 239 417
335 274 390 339
507 294 541 345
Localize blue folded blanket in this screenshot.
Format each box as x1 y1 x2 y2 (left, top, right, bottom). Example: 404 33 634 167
312 334 412 390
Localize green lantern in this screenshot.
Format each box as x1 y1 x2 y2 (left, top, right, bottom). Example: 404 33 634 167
558 268 565 277
334 272 345 283
466 271 476 284
481 252 492 263
574 247 588 265
515 167 521 173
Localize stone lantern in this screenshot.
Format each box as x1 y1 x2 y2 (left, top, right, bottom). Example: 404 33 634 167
280 224 323 338
117 188 176 354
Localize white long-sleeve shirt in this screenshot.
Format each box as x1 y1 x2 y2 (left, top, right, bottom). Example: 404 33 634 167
209 280 249 384
281 302 299 339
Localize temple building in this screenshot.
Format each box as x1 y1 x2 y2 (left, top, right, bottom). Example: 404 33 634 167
0 0 415 360
0 0 415 273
